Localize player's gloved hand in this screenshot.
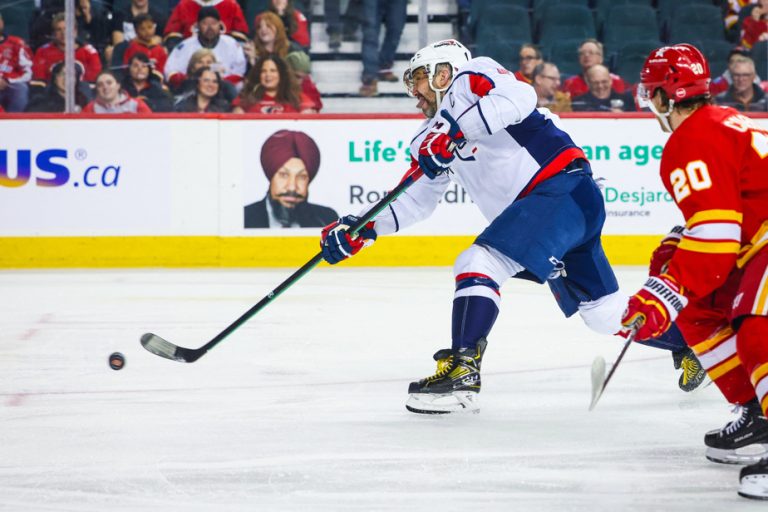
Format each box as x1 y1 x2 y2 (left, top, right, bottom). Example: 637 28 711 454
417 109 466 179
649 225 684 276
320 215 377 264
621 274 688 341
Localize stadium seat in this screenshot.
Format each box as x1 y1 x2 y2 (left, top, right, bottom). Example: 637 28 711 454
543 38 583 77
668 5 726 44
537 4 595 48
475 36 526 72
468 0 530 40
113 0 171 17
244 0 271 31
0 0 34 41
612 39 663 85
699 39 736 77
474 5 532 47
594 0 653 34
752 40 768 81
602 5 660 48
657 0 716 23
532 0 590 34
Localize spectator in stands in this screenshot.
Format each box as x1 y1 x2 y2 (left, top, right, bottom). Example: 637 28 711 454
83 70 152 113
715 55 768 111
122 13 169 75
25 61 89 112
741 0 768 49
110 0 167 47
164 0 249 49
232 53 316 113
32 13 102 83
174 66 231 112
514 44 542 84
359 0 407 96
324 0 361 49
571 64 634 112
165 7 247 90
268 0 310 50
172 48 238 103
0 13 33 112
76 0 109 51
244 129 338 228
561 39 628 99
121 53 173 112
532 62 571 113
710 47 759 96
286 50 322 111
244 12 301 68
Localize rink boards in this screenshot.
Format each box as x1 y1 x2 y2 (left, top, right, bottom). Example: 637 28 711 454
2 113 764 268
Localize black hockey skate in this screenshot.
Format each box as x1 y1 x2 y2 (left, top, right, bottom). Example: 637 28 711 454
405 338 487 414
705 399 768 464
739 457 768 500
672 347 707 392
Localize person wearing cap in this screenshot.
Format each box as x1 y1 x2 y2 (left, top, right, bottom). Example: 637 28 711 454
164 6 246 89
285 50 322 112
163 0 248 49
244 130 338 228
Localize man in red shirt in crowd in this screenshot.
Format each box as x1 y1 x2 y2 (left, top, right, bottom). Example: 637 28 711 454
0 13 33 112
623 43 768 500
32 13 101 83
123 13 168 74
164 0 249 47
561 39 627 99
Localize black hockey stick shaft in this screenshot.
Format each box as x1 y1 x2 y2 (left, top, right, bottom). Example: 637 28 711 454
589 328 636 411
141 167 425 363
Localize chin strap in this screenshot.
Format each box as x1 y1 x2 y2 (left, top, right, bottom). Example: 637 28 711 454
647 98 675 133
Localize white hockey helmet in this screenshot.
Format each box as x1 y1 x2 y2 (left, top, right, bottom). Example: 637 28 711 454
403 39 472 100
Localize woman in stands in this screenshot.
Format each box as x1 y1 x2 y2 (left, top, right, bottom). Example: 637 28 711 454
243 12 303 68
267 0 310 50
174 67 231 113
82 70 151 113
232 53 316 114
25 61 90 112
171 48 237 103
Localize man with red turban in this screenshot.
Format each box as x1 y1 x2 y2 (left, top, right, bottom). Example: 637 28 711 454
244 130 338 228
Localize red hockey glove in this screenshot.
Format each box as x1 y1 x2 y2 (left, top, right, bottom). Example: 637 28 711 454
320 215 377 264
622 274 688 341
649 226 684 276
417 109 466 179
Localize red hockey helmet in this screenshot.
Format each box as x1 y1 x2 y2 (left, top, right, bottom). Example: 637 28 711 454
638 44 711 105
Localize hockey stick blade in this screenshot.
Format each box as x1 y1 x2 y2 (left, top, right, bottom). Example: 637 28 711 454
588 328 636 411
141 333 204 363
588 356 607 411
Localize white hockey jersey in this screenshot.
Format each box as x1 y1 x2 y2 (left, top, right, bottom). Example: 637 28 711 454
164 33 246 82
372 57 586 236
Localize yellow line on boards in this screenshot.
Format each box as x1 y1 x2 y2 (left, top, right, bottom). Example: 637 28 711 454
0 235 662 268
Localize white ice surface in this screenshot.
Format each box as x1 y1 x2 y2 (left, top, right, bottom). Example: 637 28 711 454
0 267 763 511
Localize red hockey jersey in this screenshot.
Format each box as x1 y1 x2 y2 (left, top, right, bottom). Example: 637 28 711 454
164 0 249 40
32 42 102 82
123 40 168 74
663 105 768 298
0 35 32 83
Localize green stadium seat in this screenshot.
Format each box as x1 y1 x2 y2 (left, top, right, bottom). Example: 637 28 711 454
468 0 530 40
668 5 726 44
0 0 34 41
474 5 532 46
612 39 663 85
699 39 736 77
532 0 590 34
543 38 583 77
594 0 653 34
244 0 270 31
475 35 526 72
602 5 660 48
752 40 768 81
537 4 595 48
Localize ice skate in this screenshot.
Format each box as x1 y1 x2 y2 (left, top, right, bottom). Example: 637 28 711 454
406 338 486 414
739 457 768 500
671 347 707 392
705 399 768 464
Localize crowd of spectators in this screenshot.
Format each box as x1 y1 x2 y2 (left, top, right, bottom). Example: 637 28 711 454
1 0 768 114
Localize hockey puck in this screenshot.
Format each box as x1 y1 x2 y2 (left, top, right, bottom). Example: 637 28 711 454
109 352 125 371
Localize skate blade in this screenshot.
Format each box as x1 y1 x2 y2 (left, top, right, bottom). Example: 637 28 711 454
405 391 480 414
739 476 768 500
706 444 768 465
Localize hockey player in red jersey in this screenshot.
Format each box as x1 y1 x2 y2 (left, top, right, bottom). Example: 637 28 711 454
621 43 768 500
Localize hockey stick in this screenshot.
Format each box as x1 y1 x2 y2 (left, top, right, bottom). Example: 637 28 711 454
141 166 426 363
588 328 637 411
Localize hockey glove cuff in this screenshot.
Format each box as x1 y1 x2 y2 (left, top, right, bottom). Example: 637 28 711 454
622 274 688 341
320 215 377 264
648 225 684 276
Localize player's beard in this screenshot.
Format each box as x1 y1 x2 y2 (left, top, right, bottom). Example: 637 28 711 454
269 192 307 227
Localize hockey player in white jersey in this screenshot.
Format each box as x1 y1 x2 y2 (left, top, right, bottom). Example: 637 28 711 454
319 39 693 413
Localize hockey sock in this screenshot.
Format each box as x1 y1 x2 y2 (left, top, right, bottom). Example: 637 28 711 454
736 316 768 415
692 324 756 405
452 273 500 351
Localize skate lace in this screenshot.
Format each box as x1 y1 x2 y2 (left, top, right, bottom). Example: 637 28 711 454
426 356 454 382
724 405 749 435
